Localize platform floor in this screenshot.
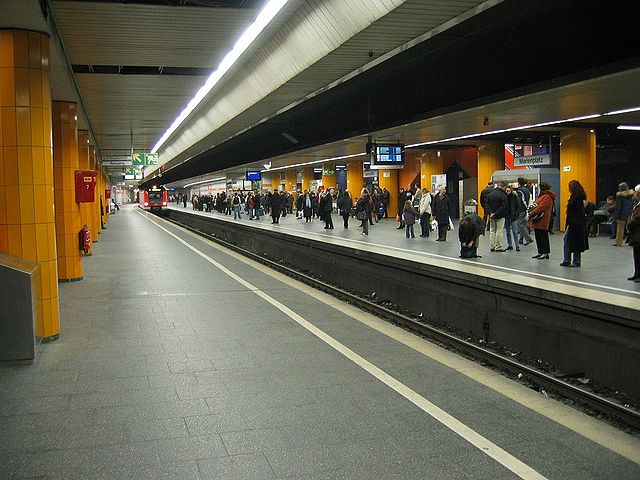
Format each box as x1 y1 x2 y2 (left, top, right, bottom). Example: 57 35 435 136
168 204 640 308
1 205 639 479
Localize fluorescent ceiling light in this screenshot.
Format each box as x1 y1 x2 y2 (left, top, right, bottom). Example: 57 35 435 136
604 106 640 116
565 114 601 122
150 0 290 154
263 153 366 172
183 176 227 188
617 125 640 131
406 112 603 148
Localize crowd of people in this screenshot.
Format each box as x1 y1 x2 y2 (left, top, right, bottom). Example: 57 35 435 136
477 178 640 280
179 178 640 282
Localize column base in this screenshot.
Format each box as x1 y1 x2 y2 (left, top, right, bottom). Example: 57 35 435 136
41 334 60 343
59 276 83 282
82 253 92 257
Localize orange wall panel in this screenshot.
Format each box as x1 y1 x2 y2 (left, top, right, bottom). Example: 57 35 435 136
0 30 60 339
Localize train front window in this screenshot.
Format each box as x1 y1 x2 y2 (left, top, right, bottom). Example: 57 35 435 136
148 192 163 202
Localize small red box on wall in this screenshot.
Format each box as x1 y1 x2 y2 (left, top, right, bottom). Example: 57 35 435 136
105 189 111 199
74 170 97 203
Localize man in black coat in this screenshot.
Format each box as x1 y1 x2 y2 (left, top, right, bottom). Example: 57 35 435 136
270 189 282 224
480 181 494 232
486 181 508 252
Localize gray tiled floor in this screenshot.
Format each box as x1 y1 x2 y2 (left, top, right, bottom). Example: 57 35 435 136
1 206 638 479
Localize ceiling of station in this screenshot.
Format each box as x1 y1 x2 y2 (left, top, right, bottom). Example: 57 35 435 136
154 0 640 187
42 0 640 186
49 0 262 165
48 0 488 178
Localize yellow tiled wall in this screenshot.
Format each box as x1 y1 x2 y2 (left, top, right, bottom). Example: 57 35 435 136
346 161 363 199
378 169 398 216
52 101 82 281
559 129 596 231
285 169 297 202
321 163 336 190
419 151 444 194
477 141 504 218
301 167 313 192
0 30 59 339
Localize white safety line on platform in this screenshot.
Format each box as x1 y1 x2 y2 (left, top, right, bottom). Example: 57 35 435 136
169 207 640 299
139 210 548 480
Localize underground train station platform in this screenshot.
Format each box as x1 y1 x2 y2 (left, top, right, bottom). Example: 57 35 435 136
2 205 637 479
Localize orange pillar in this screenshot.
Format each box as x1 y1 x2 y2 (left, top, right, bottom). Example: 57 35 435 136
284 169 297 192
378 169 399 217
322 163 336 190
52 101 83 281
346 160 363 197
301 167 313 192
420 150 444 193
77 130 92 255
88 144 99 241
0 30 60 339
559 128 596 231
420 150 446 195
477 141 504 218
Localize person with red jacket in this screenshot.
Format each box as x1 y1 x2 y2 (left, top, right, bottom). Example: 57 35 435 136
528 182 556 259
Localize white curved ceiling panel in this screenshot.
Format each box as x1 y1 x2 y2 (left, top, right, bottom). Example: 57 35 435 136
158 0 406 164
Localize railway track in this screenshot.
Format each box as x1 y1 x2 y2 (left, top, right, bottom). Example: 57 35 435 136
163 214 640 431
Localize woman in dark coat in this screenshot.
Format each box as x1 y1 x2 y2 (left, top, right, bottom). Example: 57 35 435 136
296 191 304 218
356 188 371 236
560 180 589 267
337 190 352 228
432 185 451 241
319 191 334 229
528 182 555 259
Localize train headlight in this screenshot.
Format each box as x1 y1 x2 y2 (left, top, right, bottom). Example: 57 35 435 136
144 202 148 206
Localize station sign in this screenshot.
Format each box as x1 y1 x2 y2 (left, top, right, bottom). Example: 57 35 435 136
513 154 551 167
124 167 143 180
132 153 159 166
102 155 132 166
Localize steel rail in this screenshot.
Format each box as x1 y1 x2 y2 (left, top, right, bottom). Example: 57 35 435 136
162 214 640 430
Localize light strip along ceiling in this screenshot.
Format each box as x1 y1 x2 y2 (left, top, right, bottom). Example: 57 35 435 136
150 0 290 154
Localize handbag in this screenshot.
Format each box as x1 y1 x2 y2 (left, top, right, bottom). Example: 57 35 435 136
356 211 367 221
529 211 544 222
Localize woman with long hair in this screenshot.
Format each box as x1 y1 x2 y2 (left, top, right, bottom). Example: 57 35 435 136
560 180 589 267
527 182 555 259
356 188 371 236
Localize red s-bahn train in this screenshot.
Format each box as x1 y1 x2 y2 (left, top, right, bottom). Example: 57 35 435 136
140 185 168 212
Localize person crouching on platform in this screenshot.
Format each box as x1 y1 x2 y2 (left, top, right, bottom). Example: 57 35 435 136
459 213 484 258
